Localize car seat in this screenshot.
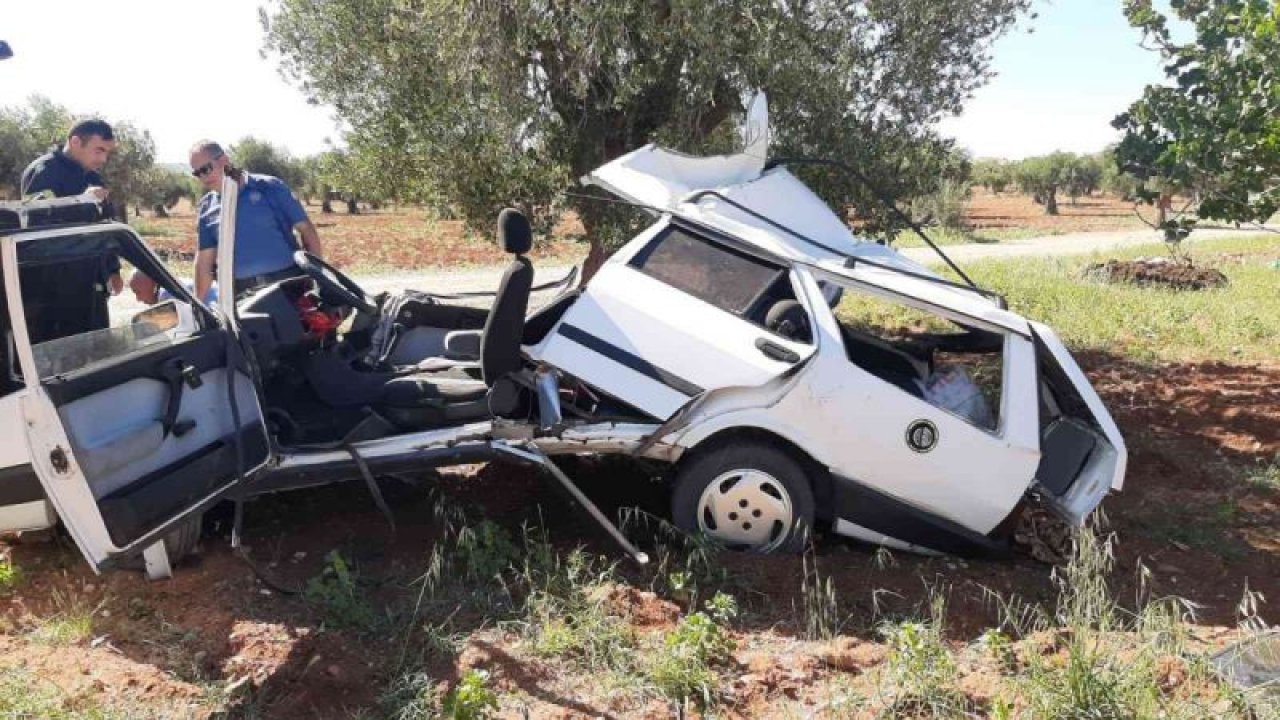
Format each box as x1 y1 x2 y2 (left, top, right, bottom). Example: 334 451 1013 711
374 208 534 428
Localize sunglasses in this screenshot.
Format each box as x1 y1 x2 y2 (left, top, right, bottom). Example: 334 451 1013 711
191 158 220 178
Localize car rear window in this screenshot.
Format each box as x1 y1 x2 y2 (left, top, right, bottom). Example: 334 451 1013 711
631 227 782 315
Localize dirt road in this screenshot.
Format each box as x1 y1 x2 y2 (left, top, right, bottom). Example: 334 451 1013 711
354 226 1277 296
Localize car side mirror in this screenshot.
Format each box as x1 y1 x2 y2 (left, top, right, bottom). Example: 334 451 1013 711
0 41 13 61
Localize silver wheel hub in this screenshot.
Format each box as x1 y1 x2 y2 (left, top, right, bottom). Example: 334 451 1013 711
696 469 794 552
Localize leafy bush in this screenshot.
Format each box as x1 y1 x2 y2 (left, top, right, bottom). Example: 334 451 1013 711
305 550 378 631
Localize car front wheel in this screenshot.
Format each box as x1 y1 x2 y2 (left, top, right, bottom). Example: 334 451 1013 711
672 442 815 554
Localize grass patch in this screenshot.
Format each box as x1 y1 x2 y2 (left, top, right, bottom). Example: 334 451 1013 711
0 667 151 719
873 595 975 717
893 226 1046 248
29 588 98 646
1133 499 1246 560
1244 456 1280 492
128 219 178 238
954 235 1280 364
646 592 738 710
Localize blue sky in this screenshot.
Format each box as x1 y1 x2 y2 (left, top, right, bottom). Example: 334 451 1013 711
940 0 1170 158
1 0 1170 163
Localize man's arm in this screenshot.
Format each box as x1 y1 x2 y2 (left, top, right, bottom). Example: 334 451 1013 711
195 249 217 304
295 220 322 257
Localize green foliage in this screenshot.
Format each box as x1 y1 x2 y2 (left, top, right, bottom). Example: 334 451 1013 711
380 670 443 720
1114 0 1280 232
648 592 737 707
231 136 307 191
909 178 971 230
455 520 519 583
877 596 972 716
29 588 97 646
973 158 1016 194
1014 152 1091 215
522 554 636 673
264 0 1030 260
304 549 378 631
442 670 499 720
135 166 199 216
0 558 20 594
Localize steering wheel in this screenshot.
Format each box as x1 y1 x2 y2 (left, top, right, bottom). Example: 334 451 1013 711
293 251 377 315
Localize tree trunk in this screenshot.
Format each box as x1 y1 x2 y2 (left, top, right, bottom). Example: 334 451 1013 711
153 204 168 218
1155 191 1173 227
580 238 607 286
322 197 333 213
1045 190 1058 216
346 197 359 214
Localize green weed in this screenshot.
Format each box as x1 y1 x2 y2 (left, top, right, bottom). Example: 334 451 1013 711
875 594 973 717
442 669 499 720
800 547 841 640
29 588 97 646
0 558 20 594
1244 456 1280 492
304 550 378 631
647 592 737 709
519 548 636 674
380 670 443 720
456 520 519 583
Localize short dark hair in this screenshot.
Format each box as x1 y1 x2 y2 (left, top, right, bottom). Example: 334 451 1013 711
68 119 114 143
189 139 225 159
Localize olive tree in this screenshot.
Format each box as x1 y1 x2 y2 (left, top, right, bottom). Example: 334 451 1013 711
1015 153 1079 215
1113 0 1280 237
231 137 307 191
263 0 1031 277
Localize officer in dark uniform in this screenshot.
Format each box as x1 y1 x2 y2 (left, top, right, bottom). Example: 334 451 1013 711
20 119 124 336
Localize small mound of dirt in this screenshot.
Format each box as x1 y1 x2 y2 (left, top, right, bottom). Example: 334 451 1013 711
1083 258 1229 290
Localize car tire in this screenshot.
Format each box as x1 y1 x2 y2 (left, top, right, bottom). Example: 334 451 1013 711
671 442 815 554
122 512 203 571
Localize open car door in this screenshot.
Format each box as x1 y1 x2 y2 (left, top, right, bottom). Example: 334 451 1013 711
1 222 269 573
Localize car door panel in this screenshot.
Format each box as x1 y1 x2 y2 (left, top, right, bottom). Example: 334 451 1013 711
4 225 270 570
537 260 813 420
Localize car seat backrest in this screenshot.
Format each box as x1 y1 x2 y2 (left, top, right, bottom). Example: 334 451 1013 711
765 299 811 343
481 209 534 385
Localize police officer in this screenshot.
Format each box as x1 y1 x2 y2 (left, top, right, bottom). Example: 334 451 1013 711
21 118 123 295
188 139 323 300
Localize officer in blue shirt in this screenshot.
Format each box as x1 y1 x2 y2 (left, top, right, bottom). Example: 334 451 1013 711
21 119 124 295
188 140 323 299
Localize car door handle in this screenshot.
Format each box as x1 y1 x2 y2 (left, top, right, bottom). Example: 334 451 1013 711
755 338 800 364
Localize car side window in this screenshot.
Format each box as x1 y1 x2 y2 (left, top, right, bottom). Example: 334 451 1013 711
631 227 783 316
14 231 202 380
832 283 1005 432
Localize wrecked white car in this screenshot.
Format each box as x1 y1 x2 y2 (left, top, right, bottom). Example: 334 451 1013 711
0 98 1125 578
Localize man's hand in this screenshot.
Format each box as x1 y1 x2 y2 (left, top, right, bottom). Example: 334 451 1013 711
108 272 124 296
84 186 110 203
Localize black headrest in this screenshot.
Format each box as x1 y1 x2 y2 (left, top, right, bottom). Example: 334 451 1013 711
765 300 810 342
498 208 532 255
